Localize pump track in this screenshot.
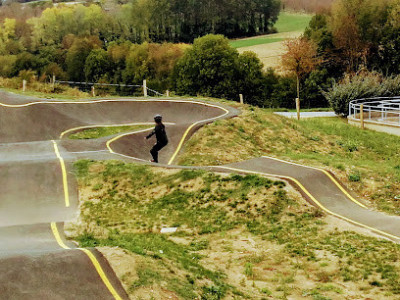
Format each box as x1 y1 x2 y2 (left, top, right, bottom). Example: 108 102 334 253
1 91 400 299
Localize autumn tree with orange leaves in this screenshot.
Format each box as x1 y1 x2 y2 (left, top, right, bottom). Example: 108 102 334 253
281 37 321 102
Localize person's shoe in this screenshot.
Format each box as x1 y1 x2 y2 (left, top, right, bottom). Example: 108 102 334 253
150 159 157 163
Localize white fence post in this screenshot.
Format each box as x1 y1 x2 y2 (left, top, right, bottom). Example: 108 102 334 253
22 80 27 92
166 90 170 97
91 85 96 97
360 104 364 129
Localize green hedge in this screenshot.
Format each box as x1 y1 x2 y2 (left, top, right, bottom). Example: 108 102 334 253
324 73 400 116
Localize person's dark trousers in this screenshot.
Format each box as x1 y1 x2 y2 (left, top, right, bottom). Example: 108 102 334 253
150 142 167 163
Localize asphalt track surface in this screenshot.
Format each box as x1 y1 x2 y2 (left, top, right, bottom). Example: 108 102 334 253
1 92 400 299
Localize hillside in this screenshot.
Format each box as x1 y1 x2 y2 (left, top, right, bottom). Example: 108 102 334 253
178 102 400 217
70 160 400 300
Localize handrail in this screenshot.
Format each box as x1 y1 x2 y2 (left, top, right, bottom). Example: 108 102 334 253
349 97 400 127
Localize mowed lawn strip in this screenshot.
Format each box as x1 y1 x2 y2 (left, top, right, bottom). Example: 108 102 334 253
70 160 400 299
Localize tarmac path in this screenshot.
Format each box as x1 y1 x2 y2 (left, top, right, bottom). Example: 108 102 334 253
1 93 400 299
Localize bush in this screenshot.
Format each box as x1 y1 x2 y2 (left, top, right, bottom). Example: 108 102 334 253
18 70 37 83
0 77 21 89
269 75 297 108
0 55 17 77
323 72 386 116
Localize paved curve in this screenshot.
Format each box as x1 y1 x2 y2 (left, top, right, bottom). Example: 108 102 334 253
1 93 400 298
0 95 238 299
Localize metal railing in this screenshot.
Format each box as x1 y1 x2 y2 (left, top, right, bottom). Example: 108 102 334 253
349 97 400 127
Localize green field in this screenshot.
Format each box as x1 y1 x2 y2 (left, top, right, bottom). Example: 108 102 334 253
274 12 313 33
230 37 285 49
230 12 312 49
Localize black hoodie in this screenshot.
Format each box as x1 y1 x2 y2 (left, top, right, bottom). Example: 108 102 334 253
146 123 168 144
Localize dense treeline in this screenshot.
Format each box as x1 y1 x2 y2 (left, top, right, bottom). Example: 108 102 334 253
303 0 400 114
0 1 281 45
4 0 400 110
0 1 282 102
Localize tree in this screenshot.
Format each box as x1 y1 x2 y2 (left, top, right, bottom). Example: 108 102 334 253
123 43 151 84
330 0 389 73
236 51 266 106
173 34 239 99
65 36 101 81
84 49 110 82
281 37 321 102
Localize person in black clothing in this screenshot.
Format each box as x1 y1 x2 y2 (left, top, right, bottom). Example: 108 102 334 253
145 114 168 163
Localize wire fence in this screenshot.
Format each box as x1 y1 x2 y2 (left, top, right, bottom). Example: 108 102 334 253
55 80 164 97
349 97 400 126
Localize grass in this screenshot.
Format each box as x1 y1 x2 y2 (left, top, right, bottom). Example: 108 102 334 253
230 12 312 49
0 76 90 99
230 37 285 49
274 12 313 33
71 160 400 299
67 125 151 139
178 105 400 216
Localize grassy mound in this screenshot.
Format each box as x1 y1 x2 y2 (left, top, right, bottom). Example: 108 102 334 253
70 160 400 299
178 105 400 216
67 125 151 140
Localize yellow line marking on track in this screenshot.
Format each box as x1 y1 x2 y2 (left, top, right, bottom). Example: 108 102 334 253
60 122 176 139
51 223 123 300
0 97 232 164
168 106 230 165
261 156 368 209
52 140 70 207
214 166 400 242
106 128 154 154
51 222 69 249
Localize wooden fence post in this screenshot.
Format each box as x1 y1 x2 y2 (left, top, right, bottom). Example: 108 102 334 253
296 98 300 120
239 94 244 104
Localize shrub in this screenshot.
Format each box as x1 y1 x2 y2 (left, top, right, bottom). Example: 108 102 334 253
324 72 386 116
348 171 361 182
0 55 17 77
18 70 37 83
